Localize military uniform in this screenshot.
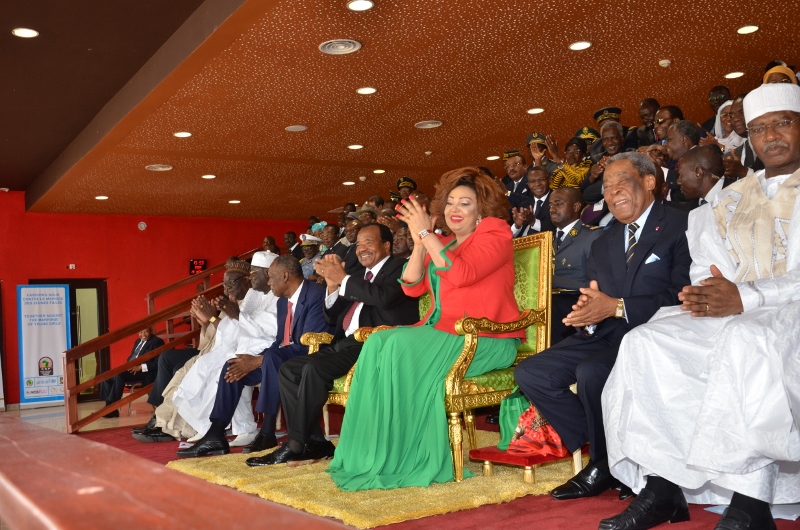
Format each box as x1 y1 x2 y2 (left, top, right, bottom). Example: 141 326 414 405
589 107 639 160
551 221 603 342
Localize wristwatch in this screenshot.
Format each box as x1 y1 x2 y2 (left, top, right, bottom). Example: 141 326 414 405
418 229 431 239
614 298 625 319
208 315 218 324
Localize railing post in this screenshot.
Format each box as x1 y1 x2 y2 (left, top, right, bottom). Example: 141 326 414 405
62 351 78 434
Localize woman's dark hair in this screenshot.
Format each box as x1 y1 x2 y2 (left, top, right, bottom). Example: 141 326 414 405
565 137 588 154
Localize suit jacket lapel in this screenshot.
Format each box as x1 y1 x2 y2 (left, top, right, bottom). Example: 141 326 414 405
607 221 627 291
623 202 666 293
291 282 307 341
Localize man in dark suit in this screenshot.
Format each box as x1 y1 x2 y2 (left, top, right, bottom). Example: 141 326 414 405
284 231 304 260
635 98 660 148
341 220 365 275
100 328 164 417
514 152 691 501
177 255 334 458
664 120 701 203
549 187 603 343
669 145 726 212
502 154 531 207
321 224 348 260
510 167 554 236
247 224 420 466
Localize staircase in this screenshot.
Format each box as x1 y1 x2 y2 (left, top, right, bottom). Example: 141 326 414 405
62 248 260 433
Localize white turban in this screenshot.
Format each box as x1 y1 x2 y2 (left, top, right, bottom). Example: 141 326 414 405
743 83 800 125
251 251 278 268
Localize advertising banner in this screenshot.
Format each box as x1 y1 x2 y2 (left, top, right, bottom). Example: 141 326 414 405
17 285 70 407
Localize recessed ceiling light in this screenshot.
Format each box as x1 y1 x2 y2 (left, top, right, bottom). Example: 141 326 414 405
95 196 108 201
373 169 385 174
347 0 374 11
356 87 377 95
737 25 759 34
424 151 433 156
486 155 500 161
343 181 356 186
12 28 39 38
319 39 362 55
201 174 216 179
145 164 173 171
415 120 443 129
526 108 544 114
725 71 745 79
348 144 363 150
569 41 592 51
173 131 192 138
285 125 308 132
229 200 241 204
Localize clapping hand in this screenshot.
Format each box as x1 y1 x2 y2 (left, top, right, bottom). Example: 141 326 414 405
396 195 437 244
214 295 240 320
563 280 616 327
511 206 533 228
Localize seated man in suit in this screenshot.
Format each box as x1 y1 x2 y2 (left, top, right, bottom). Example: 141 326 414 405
600 82 800 530
664 120 701 203
510 166 554 237
100 327 164 418
341 220 365 275
724 94 765 187
514 152 691 501
247 224 420 466
582 122 632 225
177 255 333 458
671 145 725 211
285 231 303 260
549 187 603 343
503 153 530 206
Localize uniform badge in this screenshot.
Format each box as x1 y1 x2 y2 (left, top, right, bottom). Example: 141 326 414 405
561 258 567 265
569 228 578 237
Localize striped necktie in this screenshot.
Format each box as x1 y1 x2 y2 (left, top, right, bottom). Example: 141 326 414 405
626 222 639 268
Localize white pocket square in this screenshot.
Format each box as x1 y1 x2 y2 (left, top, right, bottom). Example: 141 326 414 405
645 254 660 264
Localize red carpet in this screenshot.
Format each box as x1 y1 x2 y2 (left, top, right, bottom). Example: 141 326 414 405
78 413 798 530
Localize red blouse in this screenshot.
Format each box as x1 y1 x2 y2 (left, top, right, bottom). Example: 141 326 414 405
402 216 526 341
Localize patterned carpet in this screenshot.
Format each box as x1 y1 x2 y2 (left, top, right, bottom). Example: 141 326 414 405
167 430 580 529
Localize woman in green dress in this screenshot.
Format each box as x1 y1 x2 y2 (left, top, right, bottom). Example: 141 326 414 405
327 167 526 490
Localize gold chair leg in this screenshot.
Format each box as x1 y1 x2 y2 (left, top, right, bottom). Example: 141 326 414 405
482 461 494 477
572 448 583 475
323 403 330 437
523 465 536 484
464 410 477 450
448 412 464 482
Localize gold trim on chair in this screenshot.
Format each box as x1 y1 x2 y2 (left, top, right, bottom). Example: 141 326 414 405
300 332 334 355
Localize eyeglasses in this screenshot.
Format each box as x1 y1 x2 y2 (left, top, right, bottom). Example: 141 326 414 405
655 117 671 124
505 162 524 168
747 117 800 138
709 95 728 103
564 149 583 155
720 112 733 119
223 276 245 287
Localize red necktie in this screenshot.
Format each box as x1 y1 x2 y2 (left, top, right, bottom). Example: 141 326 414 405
342 271 373 331
282 301 293 346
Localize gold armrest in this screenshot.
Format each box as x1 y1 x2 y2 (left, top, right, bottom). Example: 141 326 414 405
300 332 334 355
454 308 547 336
353 325 395 343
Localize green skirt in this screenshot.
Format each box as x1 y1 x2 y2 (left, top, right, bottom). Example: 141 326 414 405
326 325 518 491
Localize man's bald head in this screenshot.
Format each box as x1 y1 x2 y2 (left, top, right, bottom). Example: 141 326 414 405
677 146 724 200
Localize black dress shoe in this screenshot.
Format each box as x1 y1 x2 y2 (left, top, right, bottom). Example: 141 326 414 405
714 506 776 530
303 439 335 460
598 488 690 530
618 485 636 501
103 409 120 419
132 427 176 443
551 462 617 500
241 433 277 454
132 415 157 434
176 436 230 458
246 442 300 467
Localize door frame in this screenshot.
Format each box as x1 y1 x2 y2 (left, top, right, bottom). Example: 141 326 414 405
29 279 109 402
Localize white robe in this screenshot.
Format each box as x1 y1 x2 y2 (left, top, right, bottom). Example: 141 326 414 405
173 290 278 437
603 170 800 505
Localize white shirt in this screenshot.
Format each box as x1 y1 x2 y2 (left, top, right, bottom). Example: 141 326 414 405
325 255 390 337
555 219 580 245
234 289 279 357
702 178 725 205
623 201 654 251
511 191 551 235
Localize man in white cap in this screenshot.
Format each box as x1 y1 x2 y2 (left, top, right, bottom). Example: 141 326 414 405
151 252 279 446
599 83 800 530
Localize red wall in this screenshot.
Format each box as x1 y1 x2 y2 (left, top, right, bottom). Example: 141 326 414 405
0 191 308 405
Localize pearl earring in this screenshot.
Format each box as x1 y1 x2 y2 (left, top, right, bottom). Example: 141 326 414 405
476 215 482 226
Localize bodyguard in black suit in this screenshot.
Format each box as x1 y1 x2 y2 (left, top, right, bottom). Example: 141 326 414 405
502 154 531 208
249 224 420 466
514 152 691 501
100 329 164 416
285 231 304 260
177 255 334 458
511 167 554 236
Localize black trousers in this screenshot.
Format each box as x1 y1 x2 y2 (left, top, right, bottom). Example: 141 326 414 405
513 329 623 462
278 336 363 444
147 348 199 407
551 292 581 344
100 370 147 404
